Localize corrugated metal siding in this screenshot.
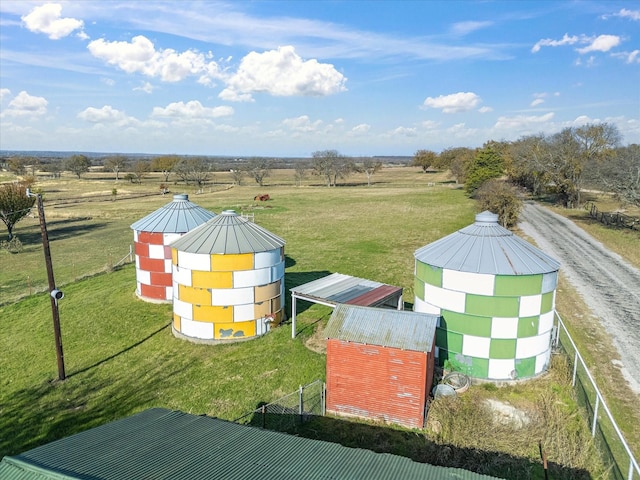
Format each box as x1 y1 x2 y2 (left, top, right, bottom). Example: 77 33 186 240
0 408 502 480
324 304 438 352
130 194 215 233
327 340 428 429
414 211 560 275
346 285 402 307
170 210 285 254
291 273 402 307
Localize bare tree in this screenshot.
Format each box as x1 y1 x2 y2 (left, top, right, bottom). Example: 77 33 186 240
150 155 180 182
104 155 128 181
65 154 92 179
132 160 150 183
358 158 383 186
294 162 308 187
311 150 353 187
247 157 272 186
230 168 245 186
174 157 211 187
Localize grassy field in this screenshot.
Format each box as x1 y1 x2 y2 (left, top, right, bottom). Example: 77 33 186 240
1 166 636 478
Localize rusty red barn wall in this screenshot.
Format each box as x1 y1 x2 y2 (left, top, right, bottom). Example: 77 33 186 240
326 339 434 429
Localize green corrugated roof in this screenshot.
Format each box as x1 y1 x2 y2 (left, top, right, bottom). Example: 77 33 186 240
0 408 502 480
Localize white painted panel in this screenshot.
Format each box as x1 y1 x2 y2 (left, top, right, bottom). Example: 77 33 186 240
270 261 285 282
462 334 491 358
136 269 151 285
256 317 271 335
136 282 141 296
538 311 555 335
516 333 551 359
164 233 182 245
234 267 271 288
541 272 558 294
519 294 542 317
535 350 551 374
165 286 173 299
180 317 214 340
133 230 139 242
172 266 192 287
178 251 210 271
442 269 495 296
254 249 281 269
173 298 193 320
234 304 255 322
210 287 254 306
488 359 515 380
148 244 165 260
413 296 441 315
135 255 140 268
164 259 172 273
491 317 519 339
423 283 466 313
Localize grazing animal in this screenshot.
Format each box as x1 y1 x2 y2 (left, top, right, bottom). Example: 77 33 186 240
254 194 270 201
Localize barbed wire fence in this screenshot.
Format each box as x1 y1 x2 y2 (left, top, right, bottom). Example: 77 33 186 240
234 380 325 432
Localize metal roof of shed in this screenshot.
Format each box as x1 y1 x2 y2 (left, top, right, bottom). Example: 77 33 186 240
291 273 402 307
170 210 285 254
0 408 501 480
325 304 438 352
130 194 215 233
414 211 560 275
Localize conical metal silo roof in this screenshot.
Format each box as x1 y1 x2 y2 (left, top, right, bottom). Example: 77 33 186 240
130 194 216 233
414 211 560 275
170 210 285 254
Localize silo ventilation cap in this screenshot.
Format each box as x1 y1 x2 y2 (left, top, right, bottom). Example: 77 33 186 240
475 211 499 225
221 210 237 215
173 194 189 201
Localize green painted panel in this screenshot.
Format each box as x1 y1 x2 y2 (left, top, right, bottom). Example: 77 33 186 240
465 294 520 317
517 316 539 337
435 327 463 353
541 291 555 313
441 310 491 337
414 277 425 301
515 357 536 378
416 261 442 287
470 356 490 378
494 274 543 296
489 339 517 359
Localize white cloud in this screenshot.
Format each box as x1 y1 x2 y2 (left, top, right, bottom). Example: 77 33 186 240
3 91 48 117
223 46 347 101
101 77 115 86
0 88 11 102
576 35 621 54
420 120 440 129
612 50 640 64
494 112 554 130
389 126 418 137
151 101 233 119
87 35 222 83
532 33 579 53
134 82 155 94
478 106 493 113
603 8 640 21
422 92 482 113
218 88 255 102
530 99 545 107
349 124 371 135
282 115 323 132
78 105 130 123
22 3 84 40
450 21 493 36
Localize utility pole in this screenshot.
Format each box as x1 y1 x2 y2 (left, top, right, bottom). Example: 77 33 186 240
28 189 66 381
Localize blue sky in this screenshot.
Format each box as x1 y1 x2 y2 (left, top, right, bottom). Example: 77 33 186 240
1 1 638 157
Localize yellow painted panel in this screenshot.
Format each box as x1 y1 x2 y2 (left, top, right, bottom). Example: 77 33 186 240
211 253 254 272
178 284 211 305
255 280 281 302
171 248 178 265
254 301 273 318
191 270 233 288
193 304 233 323
214 320 256 339
271 309 284 326
271 295 282 312
173 313 181 331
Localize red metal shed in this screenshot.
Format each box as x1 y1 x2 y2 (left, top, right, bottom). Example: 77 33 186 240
325 304 439 429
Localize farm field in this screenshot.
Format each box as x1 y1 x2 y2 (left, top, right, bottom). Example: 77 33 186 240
0 165 636 478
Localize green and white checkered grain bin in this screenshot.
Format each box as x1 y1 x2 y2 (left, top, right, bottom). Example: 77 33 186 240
413 211 561 380
170 210 285 343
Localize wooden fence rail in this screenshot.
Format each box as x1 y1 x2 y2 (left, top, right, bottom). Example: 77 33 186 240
586 203 640 231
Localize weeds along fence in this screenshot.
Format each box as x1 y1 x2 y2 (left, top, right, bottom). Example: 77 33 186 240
586 202 640 231
554 312 640 480
234 380 325 432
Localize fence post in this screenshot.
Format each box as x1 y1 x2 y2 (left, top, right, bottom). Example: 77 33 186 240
129 244 133 263
261 405 266 429
322 382 326 416
572 351 578 387
591 395 600 437
299 385 304 424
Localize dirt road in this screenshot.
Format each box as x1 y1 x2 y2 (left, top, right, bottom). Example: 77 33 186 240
519 203 640 395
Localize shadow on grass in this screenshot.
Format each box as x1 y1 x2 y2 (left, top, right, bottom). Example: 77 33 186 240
69 322 171 378
241 412 592 480
283 269 332 319
18 218 108 245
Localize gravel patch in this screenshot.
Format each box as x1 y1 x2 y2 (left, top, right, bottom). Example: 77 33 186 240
519 203 640 395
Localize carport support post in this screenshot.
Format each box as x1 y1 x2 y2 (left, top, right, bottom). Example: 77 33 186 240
291 294 297 338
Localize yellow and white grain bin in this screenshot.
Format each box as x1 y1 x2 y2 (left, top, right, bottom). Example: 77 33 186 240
170 210 286 342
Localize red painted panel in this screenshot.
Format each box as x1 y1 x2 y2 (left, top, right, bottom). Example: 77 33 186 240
150 272 173 287
138 231 164 244
345 285 402 307
138 256 166 272
140 283 167 299
134 241 149 257
326 340 430 429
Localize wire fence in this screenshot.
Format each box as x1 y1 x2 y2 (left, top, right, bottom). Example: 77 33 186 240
234 380 325 432
554 312 640 480
585 202 640 231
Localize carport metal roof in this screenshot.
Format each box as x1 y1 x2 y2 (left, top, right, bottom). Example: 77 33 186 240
290 273 403 338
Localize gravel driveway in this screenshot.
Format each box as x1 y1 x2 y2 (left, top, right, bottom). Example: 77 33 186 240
519 203 640 395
